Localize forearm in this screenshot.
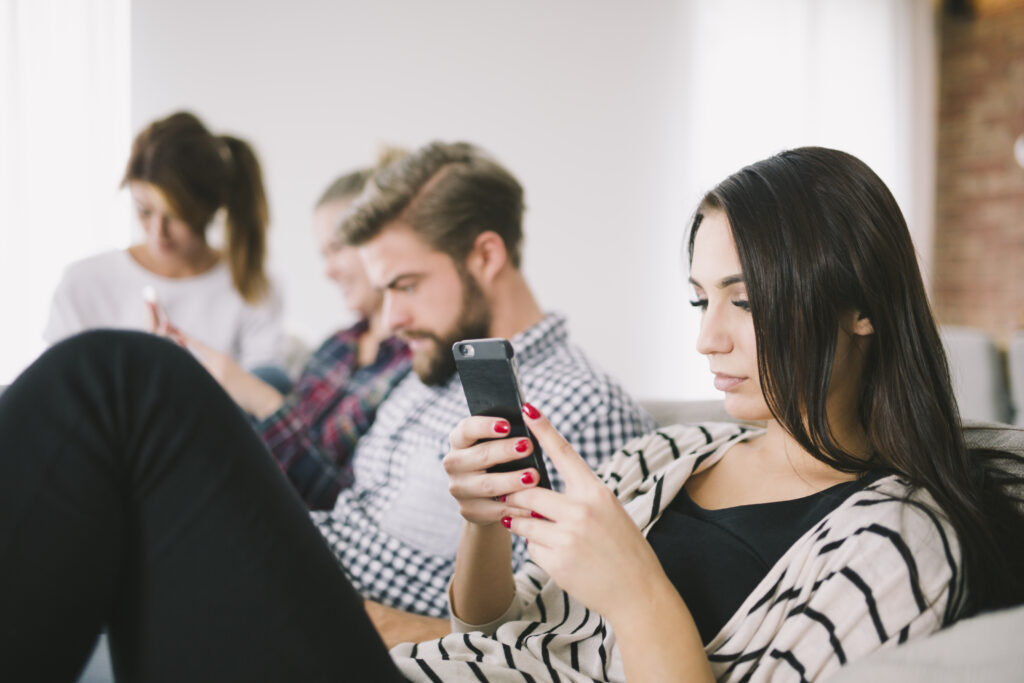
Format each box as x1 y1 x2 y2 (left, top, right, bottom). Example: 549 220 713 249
449 521 517 625
611 575 713 683
236 373 284 419
364 600 451 649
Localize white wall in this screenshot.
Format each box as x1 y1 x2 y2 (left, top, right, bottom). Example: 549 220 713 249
132 0 700 399
128 0 935 403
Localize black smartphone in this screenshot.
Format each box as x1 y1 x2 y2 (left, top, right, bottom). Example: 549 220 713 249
453 338 551 489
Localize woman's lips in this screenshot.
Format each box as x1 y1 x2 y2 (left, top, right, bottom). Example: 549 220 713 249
713 373 745 392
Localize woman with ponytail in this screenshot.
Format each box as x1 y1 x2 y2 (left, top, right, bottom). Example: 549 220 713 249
43 111 283 370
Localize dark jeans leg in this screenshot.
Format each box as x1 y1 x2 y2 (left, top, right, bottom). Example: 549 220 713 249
0 331 405 682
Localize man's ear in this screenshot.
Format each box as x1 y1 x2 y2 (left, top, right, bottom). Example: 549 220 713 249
465 231 508 285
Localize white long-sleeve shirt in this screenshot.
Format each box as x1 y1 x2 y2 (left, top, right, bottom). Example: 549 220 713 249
44 249 284 369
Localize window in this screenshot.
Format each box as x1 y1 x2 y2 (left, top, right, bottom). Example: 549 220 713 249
0 0 131 383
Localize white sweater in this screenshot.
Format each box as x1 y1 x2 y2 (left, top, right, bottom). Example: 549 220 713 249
392 422 963 682
43 249 284 369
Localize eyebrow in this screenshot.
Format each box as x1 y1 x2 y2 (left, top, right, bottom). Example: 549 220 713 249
383 272 423 290
688 274 745 289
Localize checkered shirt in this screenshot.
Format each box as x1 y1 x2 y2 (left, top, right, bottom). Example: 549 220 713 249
257 320 411 510
310 313 656 616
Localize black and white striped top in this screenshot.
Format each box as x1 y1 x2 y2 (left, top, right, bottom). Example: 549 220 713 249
391 422 964 682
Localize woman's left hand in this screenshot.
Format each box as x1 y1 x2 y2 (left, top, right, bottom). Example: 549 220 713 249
504 405 668 623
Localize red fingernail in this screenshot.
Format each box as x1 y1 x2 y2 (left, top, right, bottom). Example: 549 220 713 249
522 403 540 419
531 511 544 519
498 495 507 502
521 471 535 485
494 421 510 434
515 439 530 453
501 516 511 529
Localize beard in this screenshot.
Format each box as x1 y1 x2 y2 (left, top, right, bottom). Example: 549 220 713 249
404 271 491 387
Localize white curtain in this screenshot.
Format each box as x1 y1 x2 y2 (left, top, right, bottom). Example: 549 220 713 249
649 0 937 399
0 0 131 384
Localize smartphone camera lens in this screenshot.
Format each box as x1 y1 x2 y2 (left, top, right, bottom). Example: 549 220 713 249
458 343 475 357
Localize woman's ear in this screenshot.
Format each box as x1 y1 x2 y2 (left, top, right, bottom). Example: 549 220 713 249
466 231 508 285
850 311 874 337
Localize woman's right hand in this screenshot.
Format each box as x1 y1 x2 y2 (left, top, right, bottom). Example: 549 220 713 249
443 416 542 527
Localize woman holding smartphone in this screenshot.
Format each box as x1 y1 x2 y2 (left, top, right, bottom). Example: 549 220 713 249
2 147 1021 681
43 110 283 370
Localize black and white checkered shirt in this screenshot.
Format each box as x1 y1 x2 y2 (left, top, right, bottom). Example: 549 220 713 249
310 313 656 616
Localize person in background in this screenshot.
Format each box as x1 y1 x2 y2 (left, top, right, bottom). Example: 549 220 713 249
187 151 412 510
43 110 283 370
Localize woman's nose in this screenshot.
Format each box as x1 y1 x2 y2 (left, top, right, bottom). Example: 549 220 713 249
695 307 732 356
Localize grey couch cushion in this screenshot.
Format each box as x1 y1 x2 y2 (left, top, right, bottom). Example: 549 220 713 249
1009 333 1024 427
941 326 1013 424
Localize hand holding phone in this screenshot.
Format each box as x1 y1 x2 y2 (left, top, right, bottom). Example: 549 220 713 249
453 338 551 489
142 286 188 348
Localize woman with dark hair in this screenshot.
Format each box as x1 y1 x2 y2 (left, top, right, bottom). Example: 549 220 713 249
43 111 283 370
3 147 1021 681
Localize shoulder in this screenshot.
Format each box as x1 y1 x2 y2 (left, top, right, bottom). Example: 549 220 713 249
59 250 130 283
805 475 964 621
519 341 654 433
52 251 137 302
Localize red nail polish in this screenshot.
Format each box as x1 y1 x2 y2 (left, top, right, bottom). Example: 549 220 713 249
515 439 529 453
501 516 512 529
521 471 534 485
498 495 507 502
531 511 544 519
522 403 540 419
494 421 510 434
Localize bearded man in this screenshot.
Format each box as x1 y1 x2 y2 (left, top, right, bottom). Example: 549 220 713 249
319 141 655 645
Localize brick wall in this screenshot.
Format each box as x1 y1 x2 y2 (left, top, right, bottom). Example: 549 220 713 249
934 0 1024 344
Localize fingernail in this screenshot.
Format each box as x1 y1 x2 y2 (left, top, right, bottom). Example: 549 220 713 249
522 403 540 420
521 471 535 485
493 421 510 434
501 516 512 529
498 495 507 502
531 511 544 519
515 439 530 453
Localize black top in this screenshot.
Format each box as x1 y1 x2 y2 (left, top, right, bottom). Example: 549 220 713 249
647 470 885 644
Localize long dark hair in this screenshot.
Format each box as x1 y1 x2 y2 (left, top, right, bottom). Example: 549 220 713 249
688 146 1024 616
123 111 270 303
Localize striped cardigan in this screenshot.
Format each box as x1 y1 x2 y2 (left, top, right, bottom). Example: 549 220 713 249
391 422 964 682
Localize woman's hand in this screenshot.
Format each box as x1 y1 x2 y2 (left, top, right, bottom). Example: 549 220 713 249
443 416 543 527
504 404 669 624
145 309 284 419
445 415 544 624
145 297 189 348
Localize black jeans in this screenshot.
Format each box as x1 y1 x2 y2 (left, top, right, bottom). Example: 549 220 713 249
0 331 405 682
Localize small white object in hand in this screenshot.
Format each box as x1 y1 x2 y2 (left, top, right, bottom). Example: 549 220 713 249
142 285 158 304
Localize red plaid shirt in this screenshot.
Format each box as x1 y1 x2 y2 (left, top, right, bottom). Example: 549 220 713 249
257 320 410 509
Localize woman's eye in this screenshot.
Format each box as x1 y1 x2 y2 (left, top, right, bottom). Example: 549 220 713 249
732 300 751 311
688 299 708 310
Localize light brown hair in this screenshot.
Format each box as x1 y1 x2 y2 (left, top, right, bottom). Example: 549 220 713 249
339 141 525 267
122 111 270 303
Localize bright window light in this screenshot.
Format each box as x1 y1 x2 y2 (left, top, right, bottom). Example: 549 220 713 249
0 0 131 384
